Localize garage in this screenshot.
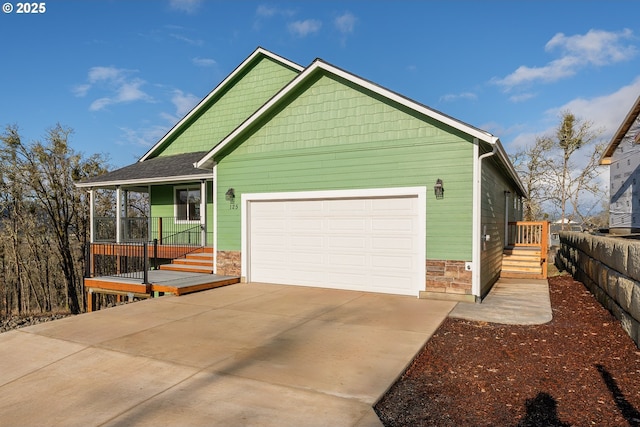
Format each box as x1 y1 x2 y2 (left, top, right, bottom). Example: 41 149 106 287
242 188 426 296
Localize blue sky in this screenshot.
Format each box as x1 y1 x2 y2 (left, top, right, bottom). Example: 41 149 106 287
1 0 639 169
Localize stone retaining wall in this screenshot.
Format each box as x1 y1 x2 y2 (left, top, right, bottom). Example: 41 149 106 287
556 232 640 347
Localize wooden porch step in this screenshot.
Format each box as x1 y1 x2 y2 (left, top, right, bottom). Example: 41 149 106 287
172 253 214 267
158 248 214 273
502 260 543 267
159 263 214 274
501 245 544 278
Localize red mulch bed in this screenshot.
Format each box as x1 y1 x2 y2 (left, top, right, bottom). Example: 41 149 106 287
375 274 640 426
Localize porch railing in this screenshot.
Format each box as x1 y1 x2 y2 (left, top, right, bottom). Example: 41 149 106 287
86 239 206 283
507 221 549 248
88 217 210 283
93 216 211 245
88 242 151 283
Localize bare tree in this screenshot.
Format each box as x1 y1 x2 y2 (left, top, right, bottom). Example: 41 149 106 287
511 111 605 226
511 137 554 221
0 124 109 315
543 111 606 227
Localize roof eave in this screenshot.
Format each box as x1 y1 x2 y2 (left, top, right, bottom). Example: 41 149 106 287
491 138 528 197
75 173 212 190
599 94 640 165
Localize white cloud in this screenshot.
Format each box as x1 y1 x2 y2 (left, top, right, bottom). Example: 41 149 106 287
169 0 202 14
72 83 91 97
546 28 635 66
256 5 277 17
288 19 322 37
509 92 537 103
118 89 200 149
89 79 153 112
192 57 216 67
171 89 199 118
334 12 356 34
75 66 154 111
255 4 294 18
439 92 477 102
88 66 125 83
494 29 637 90
545 76 640 142
169 33 204 46
119 125 170 148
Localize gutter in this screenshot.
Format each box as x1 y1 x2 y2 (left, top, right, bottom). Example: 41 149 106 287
472 138 497 300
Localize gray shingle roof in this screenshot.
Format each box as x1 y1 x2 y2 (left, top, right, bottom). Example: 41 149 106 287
76 151 209 188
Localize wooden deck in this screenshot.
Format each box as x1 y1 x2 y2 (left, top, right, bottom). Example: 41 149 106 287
85 270 240 312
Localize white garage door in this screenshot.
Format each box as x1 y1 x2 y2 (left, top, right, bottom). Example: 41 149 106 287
246 191 424 296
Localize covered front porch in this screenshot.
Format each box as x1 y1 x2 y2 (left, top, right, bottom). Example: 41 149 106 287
76 152 239 310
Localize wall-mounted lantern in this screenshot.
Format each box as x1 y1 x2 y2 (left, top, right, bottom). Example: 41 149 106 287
225 188 235 201
434 179 444 199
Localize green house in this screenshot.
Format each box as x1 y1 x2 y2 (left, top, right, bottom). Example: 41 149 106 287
78 47 527 302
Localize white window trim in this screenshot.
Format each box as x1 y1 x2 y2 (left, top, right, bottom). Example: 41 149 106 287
174 185 202 224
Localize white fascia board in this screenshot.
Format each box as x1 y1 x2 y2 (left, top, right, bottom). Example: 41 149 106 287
74 174 212 189
140 48 304 162
196 59 501 169
492 138 527 197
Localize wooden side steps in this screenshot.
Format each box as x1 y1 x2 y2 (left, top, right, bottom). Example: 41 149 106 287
159 247 214 274
501 246 545 279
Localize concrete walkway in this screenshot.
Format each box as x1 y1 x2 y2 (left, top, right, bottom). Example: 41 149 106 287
0 283 456 427
449 278 553 325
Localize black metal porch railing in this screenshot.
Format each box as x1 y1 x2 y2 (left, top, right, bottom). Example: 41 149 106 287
93 216 212 245
86 239 206 283
87 217 210 283
88 242 151 283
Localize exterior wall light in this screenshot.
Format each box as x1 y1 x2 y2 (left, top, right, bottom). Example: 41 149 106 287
434 179 444 199
225 188 235 201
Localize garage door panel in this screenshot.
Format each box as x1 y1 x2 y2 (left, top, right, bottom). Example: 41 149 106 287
248 193 422 295
371 254 415 269
371 236 415 250
290 236 324 249
290 218 323 231
252 218 287 231
327 253 367 267
290 201 324 214
371 218 416 232
290 251 326 266
327 199 367 213
327 218 367 231
327 236 367 250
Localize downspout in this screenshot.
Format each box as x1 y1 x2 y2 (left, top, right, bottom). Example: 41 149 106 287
472 138 497 300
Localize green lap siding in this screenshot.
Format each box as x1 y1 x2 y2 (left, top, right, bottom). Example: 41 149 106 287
155 57 299 157
216 73 474 260
480 157 523 295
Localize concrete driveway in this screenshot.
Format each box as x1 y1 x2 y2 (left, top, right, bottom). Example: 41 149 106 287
0 283 455 427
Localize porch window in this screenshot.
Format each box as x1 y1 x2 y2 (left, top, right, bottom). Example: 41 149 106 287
175 187 201 221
